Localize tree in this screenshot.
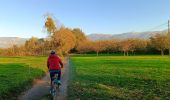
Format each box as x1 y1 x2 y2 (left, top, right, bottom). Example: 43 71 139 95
77 40 93 53
0 49 3 55
128 39 147 55
119 40 132 56
45 16 57 35
51 27 76 56
104 40 118 54
150 34 168 56
25 37 39 55
92 41 107 56
45 17 76 56
72 28 87 51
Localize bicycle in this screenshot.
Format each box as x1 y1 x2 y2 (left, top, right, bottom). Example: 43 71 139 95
50 73 61 100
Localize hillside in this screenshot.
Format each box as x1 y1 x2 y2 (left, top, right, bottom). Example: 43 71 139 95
0 37 27 48
87 30 167 40
87 34 113 41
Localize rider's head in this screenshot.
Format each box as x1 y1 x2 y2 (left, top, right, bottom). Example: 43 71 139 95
50 50 56 55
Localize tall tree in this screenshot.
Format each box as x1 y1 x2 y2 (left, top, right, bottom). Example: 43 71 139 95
45 17 76 56
45 16 57 35
51 27 76 56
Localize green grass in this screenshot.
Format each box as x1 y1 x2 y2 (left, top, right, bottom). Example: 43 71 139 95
72 53 163 57
69 55 170 100
0 56 47 99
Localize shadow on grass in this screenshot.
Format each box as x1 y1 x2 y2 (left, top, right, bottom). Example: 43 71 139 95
41 94 52 100
0 63 45 100
69 73 169 100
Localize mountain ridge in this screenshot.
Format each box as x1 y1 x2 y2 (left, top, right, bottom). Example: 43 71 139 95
0 37 28 48
87 30 167 40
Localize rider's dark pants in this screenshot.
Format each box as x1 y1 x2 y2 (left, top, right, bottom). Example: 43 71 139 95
49 70 61 84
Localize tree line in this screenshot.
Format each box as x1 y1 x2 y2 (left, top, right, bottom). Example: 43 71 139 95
76 33 169 56
0 16 169 56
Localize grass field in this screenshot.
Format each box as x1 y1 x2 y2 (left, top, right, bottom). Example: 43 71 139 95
69 55 170 100
0 56 47 99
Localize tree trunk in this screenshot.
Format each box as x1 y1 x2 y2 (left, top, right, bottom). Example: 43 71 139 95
131 51 133 55
97 51 99 56
161 50 164 56
169 46 170 57
131 51 134 55
124 51 126 56
127 52 129 56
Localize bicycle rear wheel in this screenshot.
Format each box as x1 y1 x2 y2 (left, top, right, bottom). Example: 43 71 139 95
52 84 57 100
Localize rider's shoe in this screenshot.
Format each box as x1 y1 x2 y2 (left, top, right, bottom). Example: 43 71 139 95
57 80 61 85
54 79 58 84
50 89 52 94
50 88 56 94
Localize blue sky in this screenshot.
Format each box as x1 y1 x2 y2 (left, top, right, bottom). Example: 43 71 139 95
0 0 170 38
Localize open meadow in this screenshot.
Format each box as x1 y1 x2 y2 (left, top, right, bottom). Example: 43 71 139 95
1 0 170 99
0 56 47 99
69 55 170 100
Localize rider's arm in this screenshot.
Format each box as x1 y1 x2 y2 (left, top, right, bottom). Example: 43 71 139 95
59 58 63 68
47 58 50 69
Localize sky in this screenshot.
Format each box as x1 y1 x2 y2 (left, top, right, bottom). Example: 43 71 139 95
0 0 170 38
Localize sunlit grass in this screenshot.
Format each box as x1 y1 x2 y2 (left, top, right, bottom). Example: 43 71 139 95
69 55 170 100
0 56 47 99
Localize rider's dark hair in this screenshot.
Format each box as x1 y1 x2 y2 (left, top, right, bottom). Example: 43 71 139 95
51 50 55 54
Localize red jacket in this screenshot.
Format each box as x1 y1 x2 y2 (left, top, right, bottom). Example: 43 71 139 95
47 54 63 70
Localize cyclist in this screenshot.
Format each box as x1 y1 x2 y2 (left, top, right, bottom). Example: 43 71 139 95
47 50 63 91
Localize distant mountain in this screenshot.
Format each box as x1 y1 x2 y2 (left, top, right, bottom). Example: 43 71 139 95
87 30 167 41
0 37 27 48
87 34 113 41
